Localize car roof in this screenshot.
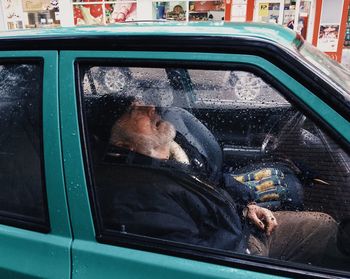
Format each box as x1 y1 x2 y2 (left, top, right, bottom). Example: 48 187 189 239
0 22 298 49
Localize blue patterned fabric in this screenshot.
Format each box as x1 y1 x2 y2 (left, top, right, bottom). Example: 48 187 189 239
232 168 288 203
223 163 304 210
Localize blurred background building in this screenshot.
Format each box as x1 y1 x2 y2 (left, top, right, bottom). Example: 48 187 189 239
0 0 349 63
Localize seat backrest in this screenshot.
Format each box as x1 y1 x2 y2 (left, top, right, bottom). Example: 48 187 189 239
161 107 223 184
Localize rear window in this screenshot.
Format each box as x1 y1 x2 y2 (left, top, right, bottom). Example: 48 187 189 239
0 62 48 231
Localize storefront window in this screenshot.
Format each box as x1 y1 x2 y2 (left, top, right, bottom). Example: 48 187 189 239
152 1 225 22
231 0 247 22
153 2 186 21
254 1 281 24
72 0 137 25
283 0 296 27
253 0 315 42
1 0 226 29
1 0 60 30
189 1 225 21
345 4 350 47
2 0 23 29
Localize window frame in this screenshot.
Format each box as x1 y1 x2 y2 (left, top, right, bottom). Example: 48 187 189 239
69 51 350 278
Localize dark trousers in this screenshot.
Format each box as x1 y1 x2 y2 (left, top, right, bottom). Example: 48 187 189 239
248 211 342 267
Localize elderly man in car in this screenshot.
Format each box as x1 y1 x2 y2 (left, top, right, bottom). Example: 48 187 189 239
104 96 341 267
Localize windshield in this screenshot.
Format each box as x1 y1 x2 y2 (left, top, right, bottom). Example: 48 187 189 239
298 40 350 101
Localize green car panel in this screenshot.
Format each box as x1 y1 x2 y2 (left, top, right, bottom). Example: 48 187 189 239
0 51 71 278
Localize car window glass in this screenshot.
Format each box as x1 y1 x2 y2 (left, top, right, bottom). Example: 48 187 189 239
79 64 350 274
83 66 174 107
189 69 289 108
0 63 48 230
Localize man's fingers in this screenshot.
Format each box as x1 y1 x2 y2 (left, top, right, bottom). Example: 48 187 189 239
265 213 278 236
248 212 265 231
246 205 278 235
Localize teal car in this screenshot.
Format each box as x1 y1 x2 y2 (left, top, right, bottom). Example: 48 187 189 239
0 22 349 278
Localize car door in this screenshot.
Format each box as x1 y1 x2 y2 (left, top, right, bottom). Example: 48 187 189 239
0 51 71 278
60 49 350 279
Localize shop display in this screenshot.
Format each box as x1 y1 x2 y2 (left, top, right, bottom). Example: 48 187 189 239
282 4 295 26
2 0 24 29
317 0 343 55
254 0 281 23
2 0 61 30
106 3 137 23
73 1 136 25
253 0 314 41
318 24 340 52
74 4 103 25
189 1 225 21
344 5 350 47
231 0 247 22
153 2 186 21
296 1 311 39
153 1 224 22
22 0 51 11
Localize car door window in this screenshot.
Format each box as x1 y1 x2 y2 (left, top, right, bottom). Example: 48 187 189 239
0 62 48 231
77 62 350 275
189 70 289 108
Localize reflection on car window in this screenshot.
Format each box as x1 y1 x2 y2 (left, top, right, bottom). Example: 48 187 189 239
0 63 48 230
189 70 289 108
82 66 174 107
79 64 350 274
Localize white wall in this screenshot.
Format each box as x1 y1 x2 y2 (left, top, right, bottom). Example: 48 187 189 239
0 2 5 30
136 0 154 20
59 0 74 27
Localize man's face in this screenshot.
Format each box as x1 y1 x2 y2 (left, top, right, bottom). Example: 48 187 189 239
113 101 176 159
127 102 162 137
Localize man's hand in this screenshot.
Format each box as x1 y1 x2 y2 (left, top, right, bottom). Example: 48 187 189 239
245 204 278 236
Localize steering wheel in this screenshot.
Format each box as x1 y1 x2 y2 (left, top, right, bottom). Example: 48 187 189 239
261 110 306 154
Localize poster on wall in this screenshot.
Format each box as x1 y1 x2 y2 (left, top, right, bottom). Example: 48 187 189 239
231 5 246 17
153 2 186 21
73 2 136 25
317 0 343 54
258 3 268 17
22 0 51 12
106 3 137 23
318 24 340 52
2 0 24 29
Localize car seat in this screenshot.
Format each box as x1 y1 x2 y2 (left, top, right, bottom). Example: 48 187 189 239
161 107 223 185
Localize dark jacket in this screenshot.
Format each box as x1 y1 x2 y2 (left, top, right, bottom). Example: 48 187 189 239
94 147 248 253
